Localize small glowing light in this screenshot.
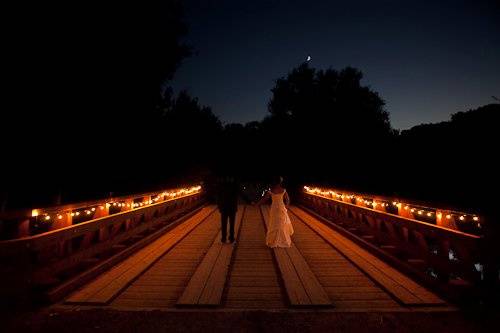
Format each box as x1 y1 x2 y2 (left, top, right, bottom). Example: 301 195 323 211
100 206 104 210
76 212 80 216
418 211 423 215
31 209 39 217
446 214 451 219
404 206 409 210
459 216 465 221
427 212 432 217
127 204 130 207
113 203 117 206
86 210 91 215
45 215 51 220
437 213 442 218
106 203 111 208
57 214 63 219
473 216 479 221
411 209 415 213
392 202 397 206
71 212 75 217
91 207 96 211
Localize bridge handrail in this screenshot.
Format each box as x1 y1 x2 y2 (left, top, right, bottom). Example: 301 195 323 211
299 187 484 299
0 192 202 253
304 192 481 241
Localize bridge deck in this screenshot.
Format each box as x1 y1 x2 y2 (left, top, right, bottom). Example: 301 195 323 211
62 205 452 311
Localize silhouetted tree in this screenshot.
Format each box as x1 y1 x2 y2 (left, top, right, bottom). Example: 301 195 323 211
3 1 194 209
397 103 500 211
266 63 395 190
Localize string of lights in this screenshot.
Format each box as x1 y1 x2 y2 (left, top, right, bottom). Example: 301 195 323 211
31 185 202 222
303 186 480 225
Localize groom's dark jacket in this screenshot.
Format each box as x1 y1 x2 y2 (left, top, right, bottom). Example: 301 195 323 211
216 178 239 214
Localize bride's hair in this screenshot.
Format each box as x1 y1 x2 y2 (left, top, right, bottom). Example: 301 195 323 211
270 176 283 186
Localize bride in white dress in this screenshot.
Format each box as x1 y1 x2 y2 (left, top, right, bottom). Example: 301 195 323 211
255 177 294 248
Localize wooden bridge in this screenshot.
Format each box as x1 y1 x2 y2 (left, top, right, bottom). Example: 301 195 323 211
1 184 492 331
60 204 449 311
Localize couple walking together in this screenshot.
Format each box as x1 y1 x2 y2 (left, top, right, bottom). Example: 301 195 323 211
216 176 294 248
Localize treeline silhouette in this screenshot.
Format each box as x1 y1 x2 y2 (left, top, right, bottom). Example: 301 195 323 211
2 0 498 221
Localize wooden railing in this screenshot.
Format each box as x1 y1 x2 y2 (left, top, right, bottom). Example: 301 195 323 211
298 187 483 300
0 189 205 305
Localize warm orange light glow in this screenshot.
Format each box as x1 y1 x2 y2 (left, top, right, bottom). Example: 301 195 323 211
446 214 451 219
473 216 479 221
459 216 465 221
27 185 202 225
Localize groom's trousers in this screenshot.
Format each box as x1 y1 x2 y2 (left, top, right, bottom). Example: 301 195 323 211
221 211 236 242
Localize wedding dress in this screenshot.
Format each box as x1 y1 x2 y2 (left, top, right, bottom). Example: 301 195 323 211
266 190 294 248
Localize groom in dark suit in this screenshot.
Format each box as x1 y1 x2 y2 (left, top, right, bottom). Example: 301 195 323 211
216 175 239 243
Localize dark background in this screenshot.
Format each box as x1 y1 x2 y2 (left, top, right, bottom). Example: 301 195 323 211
1 1 499 218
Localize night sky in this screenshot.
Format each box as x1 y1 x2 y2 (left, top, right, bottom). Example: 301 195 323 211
171 0 500 129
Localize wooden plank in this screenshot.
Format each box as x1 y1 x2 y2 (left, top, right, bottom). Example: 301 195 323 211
177 207 245 306
47 206 205 302
286 245 331 305
274 248 311 305
259 206 332 307
290 206 446 306
65 206 216 305
291 208 424 304
175 244 222 304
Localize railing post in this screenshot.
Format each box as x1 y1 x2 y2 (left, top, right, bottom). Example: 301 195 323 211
96 203 111 241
